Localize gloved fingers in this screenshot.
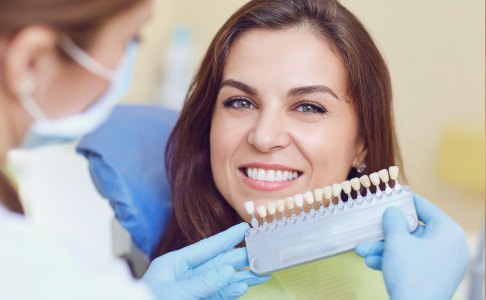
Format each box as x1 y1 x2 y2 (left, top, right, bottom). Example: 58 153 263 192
355 241 384 257
231 269 270 287
179 223 249 268
196 248 249 274
364 255 383 271
411 224 426 238
221 282 249 299
382 206 409 238
218 248 249 270
413 194 446 226
185 264 235 298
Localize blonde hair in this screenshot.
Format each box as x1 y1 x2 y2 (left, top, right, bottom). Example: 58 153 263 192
0 0 141 47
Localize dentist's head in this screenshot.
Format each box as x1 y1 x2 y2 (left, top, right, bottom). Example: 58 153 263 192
0 0 151 211
0 0 151 162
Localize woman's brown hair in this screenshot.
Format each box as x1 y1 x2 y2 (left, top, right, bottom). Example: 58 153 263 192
158 0 401 256
0 0 141 213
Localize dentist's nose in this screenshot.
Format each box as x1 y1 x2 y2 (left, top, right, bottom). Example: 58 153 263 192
248 112 291 153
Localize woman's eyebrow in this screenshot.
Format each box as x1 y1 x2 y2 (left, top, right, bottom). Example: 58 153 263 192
219 80 339 100
287 85 340 100
220 79 257 96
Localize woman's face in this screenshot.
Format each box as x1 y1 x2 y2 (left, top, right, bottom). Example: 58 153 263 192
210 27 367 221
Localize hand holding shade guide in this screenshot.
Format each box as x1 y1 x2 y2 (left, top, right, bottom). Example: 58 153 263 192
244 166 417 275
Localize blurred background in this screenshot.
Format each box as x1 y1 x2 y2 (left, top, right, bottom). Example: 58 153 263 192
128 0 485 232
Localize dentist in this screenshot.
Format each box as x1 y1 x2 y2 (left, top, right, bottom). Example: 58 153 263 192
0 0 264 299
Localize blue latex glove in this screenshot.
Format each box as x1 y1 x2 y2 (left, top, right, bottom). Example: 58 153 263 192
142 223 269 300
356 194 471 300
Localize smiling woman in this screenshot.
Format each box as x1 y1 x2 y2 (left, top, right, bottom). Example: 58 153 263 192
158 0 399 298
211 26 371 219
159 0 399 249
156 1 472 299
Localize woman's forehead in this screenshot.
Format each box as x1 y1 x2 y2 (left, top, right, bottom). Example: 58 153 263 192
222 27 347 98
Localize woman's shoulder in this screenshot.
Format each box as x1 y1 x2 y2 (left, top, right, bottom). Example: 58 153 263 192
242 251 388 300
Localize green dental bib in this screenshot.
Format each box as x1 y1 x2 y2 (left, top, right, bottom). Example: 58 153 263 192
242 251 388 300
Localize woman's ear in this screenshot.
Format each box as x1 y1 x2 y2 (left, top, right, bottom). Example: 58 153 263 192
2 26 58 98
353 138 368 167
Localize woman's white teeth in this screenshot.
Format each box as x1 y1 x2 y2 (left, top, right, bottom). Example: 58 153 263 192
266 170 275 182
257 169 266 180
246 168 299 182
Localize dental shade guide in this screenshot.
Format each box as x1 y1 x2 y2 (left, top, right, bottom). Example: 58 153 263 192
244 166 418 276
244 201 259 229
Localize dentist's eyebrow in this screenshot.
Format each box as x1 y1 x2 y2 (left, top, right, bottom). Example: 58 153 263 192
287 85 340 100
220 79 257 96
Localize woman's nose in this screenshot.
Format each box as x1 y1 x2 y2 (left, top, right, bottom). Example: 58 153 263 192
247 112 291 153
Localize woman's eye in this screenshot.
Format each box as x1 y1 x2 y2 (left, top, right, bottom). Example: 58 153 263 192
295 102 327 114
223 98 255 110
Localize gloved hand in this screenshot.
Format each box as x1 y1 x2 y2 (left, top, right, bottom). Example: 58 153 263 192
355 194 471 300
142 222 269 300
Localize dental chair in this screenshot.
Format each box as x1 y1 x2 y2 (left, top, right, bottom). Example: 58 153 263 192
77 104 178 277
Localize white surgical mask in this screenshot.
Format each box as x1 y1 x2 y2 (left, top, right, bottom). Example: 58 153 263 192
19 36 138 148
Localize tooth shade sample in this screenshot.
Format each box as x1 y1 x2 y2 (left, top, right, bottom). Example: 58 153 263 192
247 168 252 178
369 172 380 186
350 178 361 191
332 183 342 197
294 194 304 207
341 180 352 194
389 166 399 180
244 201 255 214
257 205 267 218
267 202 277 215
323 186 333 200
378 169 390 182
313 188 324 202
303 191 314 204
359 175 371 188
283 171 289 181
276 199 285 212
275 170 283 181
285 197 295 209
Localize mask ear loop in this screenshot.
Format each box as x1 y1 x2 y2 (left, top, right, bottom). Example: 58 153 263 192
18 79 48 121
58 35 116 82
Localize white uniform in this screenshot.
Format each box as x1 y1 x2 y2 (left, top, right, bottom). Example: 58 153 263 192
0 206 154 300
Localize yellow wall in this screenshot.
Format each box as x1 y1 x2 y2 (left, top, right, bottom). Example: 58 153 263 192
126 0 485 231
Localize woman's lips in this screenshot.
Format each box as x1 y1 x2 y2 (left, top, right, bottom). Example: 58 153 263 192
240 170 299 191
